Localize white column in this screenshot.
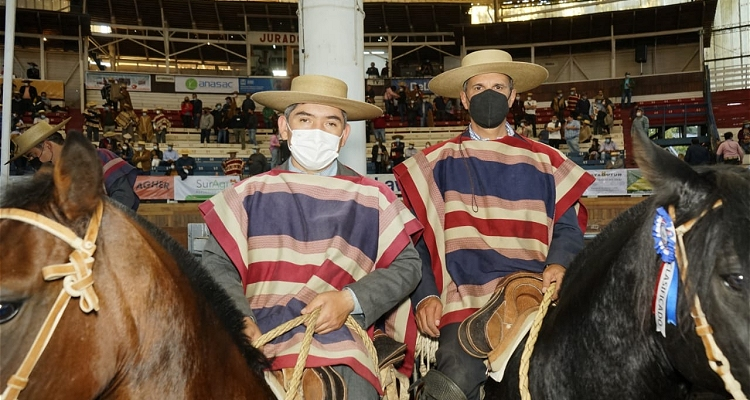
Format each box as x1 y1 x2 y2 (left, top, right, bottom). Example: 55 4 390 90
40 37 46 80
1 0 17 185
298 0 367 174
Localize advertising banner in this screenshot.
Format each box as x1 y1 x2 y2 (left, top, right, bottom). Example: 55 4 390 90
174 176 241 201
626 169 654 195
133 176 175 200
174 76 239 94
583 169 628 196
238 77 291 94
85 72 152 91
367 174 401 196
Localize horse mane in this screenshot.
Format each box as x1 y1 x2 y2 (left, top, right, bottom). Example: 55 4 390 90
1 174 271 378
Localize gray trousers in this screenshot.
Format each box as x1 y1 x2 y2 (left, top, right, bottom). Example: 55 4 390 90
331 365 378 400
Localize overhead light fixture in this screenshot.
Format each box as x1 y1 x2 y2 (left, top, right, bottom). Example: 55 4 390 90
43 37 47 41
91 24 112 34
371 51 385 55
364 51 370 55
272 69 287 77
728 102 742 106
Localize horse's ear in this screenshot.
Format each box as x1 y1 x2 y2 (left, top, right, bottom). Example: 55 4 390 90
632 129 707 199
53 131 105 221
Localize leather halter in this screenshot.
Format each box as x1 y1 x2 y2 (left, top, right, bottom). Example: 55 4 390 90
668 200 747 400
0 202 104 400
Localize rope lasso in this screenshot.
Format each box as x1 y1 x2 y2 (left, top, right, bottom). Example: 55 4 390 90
252 310 380 400
518 282 556 400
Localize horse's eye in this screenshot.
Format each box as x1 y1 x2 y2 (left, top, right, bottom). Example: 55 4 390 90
0 302 21 324
721 274 745 292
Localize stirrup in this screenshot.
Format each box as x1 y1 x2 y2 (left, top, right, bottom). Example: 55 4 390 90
409 370 468 400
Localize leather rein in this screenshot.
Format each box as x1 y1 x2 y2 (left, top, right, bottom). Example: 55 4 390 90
0 202 103 400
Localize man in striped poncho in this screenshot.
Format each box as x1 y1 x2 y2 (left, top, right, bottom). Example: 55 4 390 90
200 75 423 399
393 50 595 399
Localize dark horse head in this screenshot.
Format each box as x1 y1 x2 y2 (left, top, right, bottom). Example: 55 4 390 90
0 132 276 399
490 131 750 399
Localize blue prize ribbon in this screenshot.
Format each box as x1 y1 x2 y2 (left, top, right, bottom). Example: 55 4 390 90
666 263 679 326
653 207 677 264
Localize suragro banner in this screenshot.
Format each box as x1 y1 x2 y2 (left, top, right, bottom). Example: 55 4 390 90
86 72 152 92
174 176 241 201
174 76 239 94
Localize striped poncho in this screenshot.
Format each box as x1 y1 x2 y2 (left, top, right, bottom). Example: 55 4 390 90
393 131 594 326
200 169 422 392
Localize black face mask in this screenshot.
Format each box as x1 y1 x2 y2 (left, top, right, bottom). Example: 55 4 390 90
469 90 509 129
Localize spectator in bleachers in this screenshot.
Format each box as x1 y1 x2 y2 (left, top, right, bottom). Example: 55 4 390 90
161 143 179 174
228 92 240 118
621 72 634 107
175 150 197 180
567 87 579 114
684 138 711 166
576 92 592 123
631 107 649 138
588 138 601 160
33 110 48 124
39 91 54 112
737 120 750 154
217 103 230 144
132 142 152 175
150 143 163 172
101 105 117 135
605 151 625 169
191 94 203 129
372 113 386 143
32 96 45 117
199 107 214 144
138 109 154 143
424 141 431 149
383 85 398 117
84 102 101 142
119 84 133 110
716 132 745 165
579 119 592 143
117 104 138 140
229 110 247 149
404 142 418 159
278 137 290 165
180 97 193 128
242 93 256 115
381 61 389 77
510 94 524 130
564 113 581 156
11 93 24 116
445 98 456 120
262 105 275 129
521 120 533 138
524 92 537 137
419 98 434 128
600 135 618 160
366 62 380 78
551 89 566 123
546 114 562 149
593 98 607 135
246 109 258 146
397 82 408 122
372 140 388 173
269 131 281 168
120 141 134 164
433 95 447 121
390 135 405 169
406 100 418 127
211 103 223 140
222 151 245 176
365 85 376 103
26 62 40 79
604 99 615 134
247 147 268 176
153 107 171 144
100 79 115 111
19 79 38 114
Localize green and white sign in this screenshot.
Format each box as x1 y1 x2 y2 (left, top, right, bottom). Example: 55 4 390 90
174 76 239 94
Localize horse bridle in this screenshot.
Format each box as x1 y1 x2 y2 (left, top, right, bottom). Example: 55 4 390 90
0 202 103 400
668 200 747 400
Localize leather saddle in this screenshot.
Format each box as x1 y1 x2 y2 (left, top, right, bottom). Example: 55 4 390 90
458 272 544 378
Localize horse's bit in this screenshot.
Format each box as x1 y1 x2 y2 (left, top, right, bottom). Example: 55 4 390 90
668 201 747 400
0 202 103 400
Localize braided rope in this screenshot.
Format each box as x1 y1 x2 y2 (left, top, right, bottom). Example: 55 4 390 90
252 310 380 400
518 282 556 400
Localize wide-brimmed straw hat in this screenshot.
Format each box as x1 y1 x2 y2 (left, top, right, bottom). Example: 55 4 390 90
429 50 548 98
103 131 122 139
9 117 72 162
252 75 382 121
86 101 98 108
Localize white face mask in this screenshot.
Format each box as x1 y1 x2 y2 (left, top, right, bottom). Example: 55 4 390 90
636 112 643 117
289 129 341 171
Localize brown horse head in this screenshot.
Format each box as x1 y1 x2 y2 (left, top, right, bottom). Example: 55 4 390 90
0 132 275 399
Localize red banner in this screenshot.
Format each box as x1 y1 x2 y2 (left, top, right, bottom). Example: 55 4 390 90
134 176 174 200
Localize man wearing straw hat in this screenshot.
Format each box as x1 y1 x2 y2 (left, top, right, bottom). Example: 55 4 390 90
221 150 244 176
393 50 594 398
10 119 140 211
199 75 423 399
